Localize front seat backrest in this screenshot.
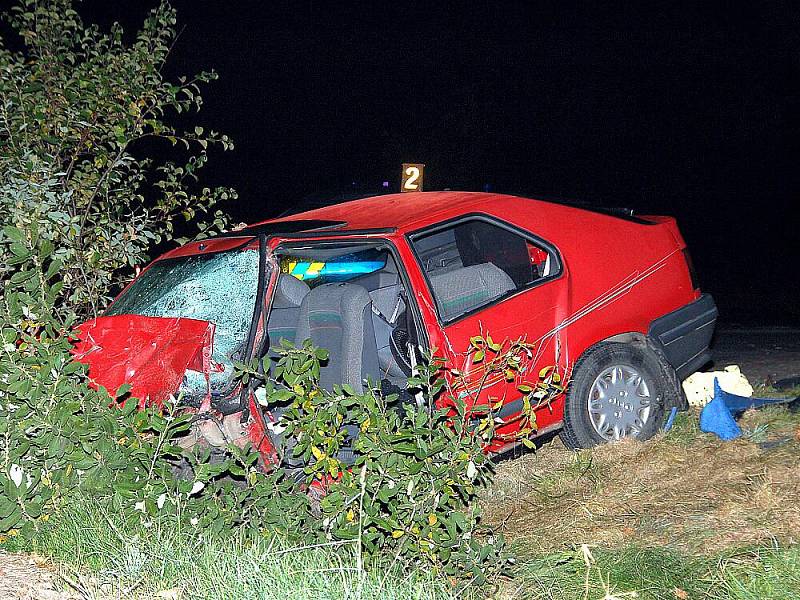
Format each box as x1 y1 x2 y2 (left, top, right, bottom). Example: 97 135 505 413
429 263 515 321
294 282 380 393
267 275 310 350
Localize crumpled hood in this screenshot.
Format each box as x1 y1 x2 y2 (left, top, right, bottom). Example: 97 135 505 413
72 314 215 406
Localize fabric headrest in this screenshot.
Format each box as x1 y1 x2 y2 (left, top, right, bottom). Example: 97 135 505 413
273 274 310 308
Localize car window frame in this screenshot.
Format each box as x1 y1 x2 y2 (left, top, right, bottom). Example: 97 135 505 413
406 213 564 326
267 236 430 353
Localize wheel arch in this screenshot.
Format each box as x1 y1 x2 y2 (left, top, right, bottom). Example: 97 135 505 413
602 331 648 346
573 330 687 411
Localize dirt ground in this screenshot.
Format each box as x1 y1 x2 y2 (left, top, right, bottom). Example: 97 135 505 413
0 551 79 600
711 325 800 385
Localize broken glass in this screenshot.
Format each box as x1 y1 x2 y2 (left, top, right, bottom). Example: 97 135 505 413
106 248 263 398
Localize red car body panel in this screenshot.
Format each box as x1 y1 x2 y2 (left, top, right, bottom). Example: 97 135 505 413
73 315 215 406
75 192 712 459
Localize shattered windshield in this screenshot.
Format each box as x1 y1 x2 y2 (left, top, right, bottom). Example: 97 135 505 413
106 248 262 398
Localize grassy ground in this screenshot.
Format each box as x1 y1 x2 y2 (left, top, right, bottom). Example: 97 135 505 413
3 393 799 599
483 392 800 599
2 500 464 600
512 543 800 599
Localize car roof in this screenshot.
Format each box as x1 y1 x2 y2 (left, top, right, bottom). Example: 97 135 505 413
249 191 646 235
160 190 664 266
256 191 488 233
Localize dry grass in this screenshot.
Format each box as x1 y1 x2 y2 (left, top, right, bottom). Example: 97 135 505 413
482 405 800 556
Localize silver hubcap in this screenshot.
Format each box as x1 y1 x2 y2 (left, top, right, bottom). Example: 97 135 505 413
587 365 652 441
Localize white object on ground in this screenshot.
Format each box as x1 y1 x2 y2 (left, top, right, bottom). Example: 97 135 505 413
682 365 754 408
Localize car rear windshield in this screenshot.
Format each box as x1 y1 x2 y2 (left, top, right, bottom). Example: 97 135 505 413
106 248 262 397
279 247 387 288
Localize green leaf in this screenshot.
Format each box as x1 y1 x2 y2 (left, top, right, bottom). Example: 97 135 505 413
2 227 26 243
486 335 501 352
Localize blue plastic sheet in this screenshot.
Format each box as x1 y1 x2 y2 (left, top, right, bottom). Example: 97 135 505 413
699 378 794 441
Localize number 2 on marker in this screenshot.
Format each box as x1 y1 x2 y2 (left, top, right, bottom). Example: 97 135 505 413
401 163 424 192
404 166 420 190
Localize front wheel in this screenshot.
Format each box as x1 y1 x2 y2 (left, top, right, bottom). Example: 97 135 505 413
560 342 677 449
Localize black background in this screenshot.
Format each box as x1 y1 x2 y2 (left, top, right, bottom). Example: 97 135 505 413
8 2 800 325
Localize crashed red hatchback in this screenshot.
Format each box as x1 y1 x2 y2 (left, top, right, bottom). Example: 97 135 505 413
74 192 717 461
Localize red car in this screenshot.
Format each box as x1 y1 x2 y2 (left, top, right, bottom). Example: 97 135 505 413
74 192 717 459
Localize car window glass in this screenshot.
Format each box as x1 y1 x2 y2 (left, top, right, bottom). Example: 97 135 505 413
106 249 262 398
279 247 388 288
411 219 556 321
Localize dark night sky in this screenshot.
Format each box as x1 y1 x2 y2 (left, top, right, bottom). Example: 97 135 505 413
22 2 800 324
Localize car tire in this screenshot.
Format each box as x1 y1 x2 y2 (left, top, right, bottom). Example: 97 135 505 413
560 342 678 449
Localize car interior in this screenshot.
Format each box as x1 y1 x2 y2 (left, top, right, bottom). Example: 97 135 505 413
411 219 556 321
263 222 557 397
265 244 417 396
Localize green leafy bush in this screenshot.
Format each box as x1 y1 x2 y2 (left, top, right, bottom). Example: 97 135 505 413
0 212 306 542
0 219 184 536
0 0 236 540
0 0 512 589
0 0 234 317
239 342 514 583
0 175 509 583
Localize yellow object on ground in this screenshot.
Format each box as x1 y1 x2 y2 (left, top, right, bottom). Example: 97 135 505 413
682 365 754 408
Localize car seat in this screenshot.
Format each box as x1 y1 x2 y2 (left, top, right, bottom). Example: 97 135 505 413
294 282 381 393
428 263 515 321
267 274 310 352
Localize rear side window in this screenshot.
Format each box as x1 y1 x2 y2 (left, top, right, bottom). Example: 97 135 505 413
410 218 559 321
